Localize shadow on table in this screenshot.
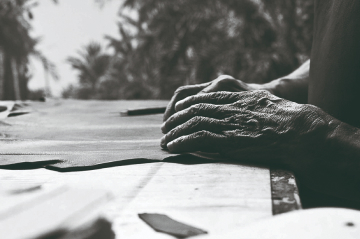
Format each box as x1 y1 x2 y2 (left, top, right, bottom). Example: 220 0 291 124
163 154 220 164
0 154 220 172
0 160 64 170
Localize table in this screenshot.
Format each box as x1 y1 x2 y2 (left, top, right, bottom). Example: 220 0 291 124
0 100 301 238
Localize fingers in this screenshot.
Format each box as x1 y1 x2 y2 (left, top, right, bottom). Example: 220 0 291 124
175 91 240 112
199 75 250 94
200 82 238 94
161 103 235 133
163 83 211 121
166 130 226 153
199 75 235 94
161 116 236 148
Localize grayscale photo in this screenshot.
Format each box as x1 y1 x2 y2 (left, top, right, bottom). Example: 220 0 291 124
0 0 359 238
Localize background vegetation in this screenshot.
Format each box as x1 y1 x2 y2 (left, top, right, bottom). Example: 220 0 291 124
0 0 314 100
0 0 58 100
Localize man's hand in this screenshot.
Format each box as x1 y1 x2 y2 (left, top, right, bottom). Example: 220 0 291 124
161 90 334 168
163 75 265 121
164 60 311 122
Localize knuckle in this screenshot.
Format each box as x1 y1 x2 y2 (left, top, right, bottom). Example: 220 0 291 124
196 103 207 109
185 117 201 129
188 116 207 126
191 116 203 122
168 128 178 139
189 103 205 113
254 89 272 96
172 136 185 146
167 114 176 124
211 91 229 99
194 130 210 138
213 91 235 102
241 90 273 103
188 105 199 115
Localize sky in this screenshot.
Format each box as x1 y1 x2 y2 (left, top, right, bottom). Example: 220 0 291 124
29 0 124 97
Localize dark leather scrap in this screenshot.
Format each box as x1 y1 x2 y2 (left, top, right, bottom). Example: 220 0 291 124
0 100 176 171
0 139 173 171
139 213 207 238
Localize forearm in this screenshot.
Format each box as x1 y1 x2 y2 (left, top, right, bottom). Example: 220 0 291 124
250 60 310 103
326 120 360 187
296 118 360 202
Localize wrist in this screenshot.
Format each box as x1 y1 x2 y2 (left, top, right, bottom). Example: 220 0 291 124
325 119 360 159
298 113 360 200
263 76 308 103
311 112 360 172
261 80 281 96
287 106 339 170
247 81 279 96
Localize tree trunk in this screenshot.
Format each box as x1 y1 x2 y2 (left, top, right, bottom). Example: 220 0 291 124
0 47 4 100
11 58 21 101
44 70 51 97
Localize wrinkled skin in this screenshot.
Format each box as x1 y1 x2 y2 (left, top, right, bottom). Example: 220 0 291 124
163 75 265 121
161 90 335 169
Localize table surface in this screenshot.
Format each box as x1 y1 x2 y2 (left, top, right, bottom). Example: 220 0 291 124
0 100 301 239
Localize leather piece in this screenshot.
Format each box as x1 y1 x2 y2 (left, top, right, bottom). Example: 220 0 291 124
139 213 207 238
0 100 177 171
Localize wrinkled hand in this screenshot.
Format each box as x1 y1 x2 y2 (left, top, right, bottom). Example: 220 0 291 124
161 90 334 167
163 75 262 121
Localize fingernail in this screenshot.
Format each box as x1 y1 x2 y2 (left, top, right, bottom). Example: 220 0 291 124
175 101 183 112
161 122 166 133
167 141 174 151
160 135 167 148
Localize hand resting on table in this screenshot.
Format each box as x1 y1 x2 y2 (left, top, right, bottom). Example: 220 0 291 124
161 90 334 169
163 75 268 121
161 90 360 202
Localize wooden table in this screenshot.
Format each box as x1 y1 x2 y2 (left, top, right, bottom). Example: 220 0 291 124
0 100 301 238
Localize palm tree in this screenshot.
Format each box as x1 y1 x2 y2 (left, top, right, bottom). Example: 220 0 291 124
0 46 5 100
67 42 110 99
116 0 275 98
115 0 314 99
0 0 58 100
94 0 313 99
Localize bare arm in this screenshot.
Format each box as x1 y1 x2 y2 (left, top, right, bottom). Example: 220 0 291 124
302 119 360 202
250 59 310 103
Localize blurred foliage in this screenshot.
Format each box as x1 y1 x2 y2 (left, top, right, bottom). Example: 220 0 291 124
0 0 58 100
66 42 110 99
66 0 314 99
